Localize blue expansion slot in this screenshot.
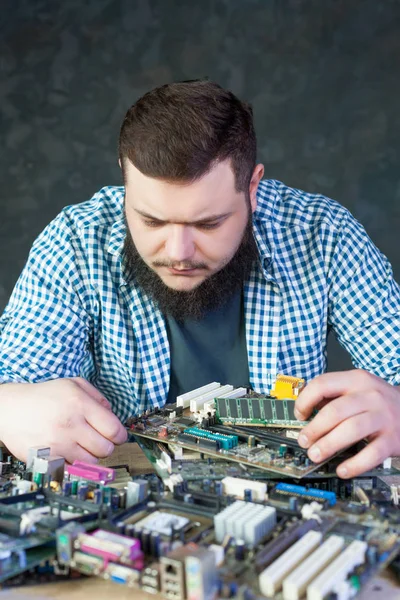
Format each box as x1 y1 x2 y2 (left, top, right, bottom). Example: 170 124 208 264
275 482 336 506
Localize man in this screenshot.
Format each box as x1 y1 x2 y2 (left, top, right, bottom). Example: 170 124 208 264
0 80 399 477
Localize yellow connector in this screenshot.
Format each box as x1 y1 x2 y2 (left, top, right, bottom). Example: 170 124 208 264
270 374 305 400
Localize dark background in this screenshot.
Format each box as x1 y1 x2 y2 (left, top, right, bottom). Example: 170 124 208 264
1 0 399 371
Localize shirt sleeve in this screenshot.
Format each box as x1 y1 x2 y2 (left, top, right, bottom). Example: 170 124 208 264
0 214 92 383
327 209 400 385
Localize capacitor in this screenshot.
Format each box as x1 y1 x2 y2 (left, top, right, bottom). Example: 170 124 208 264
115 521 125 535
125 524 136 538
93 488 103 504
141 529 151 554
203 479 211 493
244 489 252 502
289 496 298 512
367 545 378 564
215 481 223 496
279 444 288 458
270 452 276 462
150 532 161 558
35 493 45 506
234 539 246 561
111 491 120 510
62 481 72 497
77 483 88 501
248 435 256 448
71 480 78 495
293 457 301 466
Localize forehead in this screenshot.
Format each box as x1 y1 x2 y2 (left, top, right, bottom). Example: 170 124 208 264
124 159 244 219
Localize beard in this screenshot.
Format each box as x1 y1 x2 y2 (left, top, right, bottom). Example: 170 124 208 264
122 211 258 321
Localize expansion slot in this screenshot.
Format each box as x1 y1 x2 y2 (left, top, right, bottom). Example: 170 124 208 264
307 540 367 600
259 530 322 596
282 535 345 600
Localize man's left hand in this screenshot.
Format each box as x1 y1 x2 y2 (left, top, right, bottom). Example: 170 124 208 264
294 370 400 478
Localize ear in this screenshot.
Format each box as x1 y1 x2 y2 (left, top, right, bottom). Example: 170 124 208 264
249 164 264 213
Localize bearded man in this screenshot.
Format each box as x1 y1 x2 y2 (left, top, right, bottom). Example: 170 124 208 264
0 80 399 478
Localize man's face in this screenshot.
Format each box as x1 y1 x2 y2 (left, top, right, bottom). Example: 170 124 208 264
124 159 257 292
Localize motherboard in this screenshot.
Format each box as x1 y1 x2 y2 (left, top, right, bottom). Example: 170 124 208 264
0 377 399 599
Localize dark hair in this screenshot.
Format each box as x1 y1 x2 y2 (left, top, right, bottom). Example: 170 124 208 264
118 79 257 193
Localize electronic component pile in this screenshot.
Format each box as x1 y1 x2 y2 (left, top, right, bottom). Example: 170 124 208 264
0 377 399 599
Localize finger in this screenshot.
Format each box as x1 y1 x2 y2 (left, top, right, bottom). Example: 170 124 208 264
295 370 368 419
61 443 100 465
76 423 115 459
304 411 383 465
335 435 390 479
83 399 128 445
298 393 368 449
73 377 112 410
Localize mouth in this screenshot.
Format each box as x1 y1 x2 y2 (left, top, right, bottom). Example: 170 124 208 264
166 267 202 276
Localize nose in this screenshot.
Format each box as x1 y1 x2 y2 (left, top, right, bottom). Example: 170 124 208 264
165 225 195 263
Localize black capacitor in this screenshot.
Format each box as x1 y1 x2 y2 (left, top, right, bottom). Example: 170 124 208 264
111 491 120 510
203 479 211 493
116 521 125 535
244 489 252 502
141 529 151 554
77 483 88 501
235 539 246 560
125 524 136 538
215 481 223 496
94 488 103 504
150 532 161 558
62 481 72 497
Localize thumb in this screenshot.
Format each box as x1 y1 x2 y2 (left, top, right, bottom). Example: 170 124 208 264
72 377 112 410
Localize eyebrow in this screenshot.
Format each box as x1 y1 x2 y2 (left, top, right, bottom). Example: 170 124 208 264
133 208 232 225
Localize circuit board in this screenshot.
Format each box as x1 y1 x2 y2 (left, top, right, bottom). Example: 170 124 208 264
0 451 399 599
127 410 340 479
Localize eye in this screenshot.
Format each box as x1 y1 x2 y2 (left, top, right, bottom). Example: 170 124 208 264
143 219 163 228
196 222 221 230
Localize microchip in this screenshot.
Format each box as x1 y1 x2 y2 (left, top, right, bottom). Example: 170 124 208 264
217 397 227 418
251 398 261 419
175 417 196 427
229 397 239 418
275 400 285 421
286 400 297 421
262 398 273 420
239 398 250 419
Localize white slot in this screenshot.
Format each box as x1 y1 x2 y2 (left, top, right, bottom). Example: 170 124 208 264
190 385 233 412
176 382 221 409
283 535 344 600
221 476 267 501
259 530 322 596
307 540 367 600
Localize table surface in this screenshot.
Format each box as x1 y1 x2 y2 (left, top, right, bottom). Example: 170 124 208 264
0 443 399 599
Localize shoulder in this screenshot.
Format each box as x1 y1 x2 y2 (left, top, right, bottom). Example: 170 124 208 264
255 179 350 232
60 186 125 233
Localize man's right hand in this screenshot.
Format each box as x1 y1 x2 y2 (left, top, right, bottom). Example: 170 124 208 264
0 377 127 464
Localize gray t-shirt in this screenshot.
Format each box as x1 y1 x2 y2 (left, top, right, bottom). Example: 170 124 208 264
165 289 250 403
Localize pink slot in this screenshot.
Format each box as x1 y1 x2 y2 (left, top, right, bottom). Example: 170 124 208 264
80 543 119 561
66 461 115 482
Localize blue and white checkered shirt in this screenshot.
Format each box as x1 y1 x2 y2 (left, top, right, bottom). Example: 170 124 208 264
1 180 399 422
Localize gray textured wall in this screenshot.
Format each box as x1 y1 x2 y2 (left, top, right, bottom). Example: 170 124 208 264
1 0 399 371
